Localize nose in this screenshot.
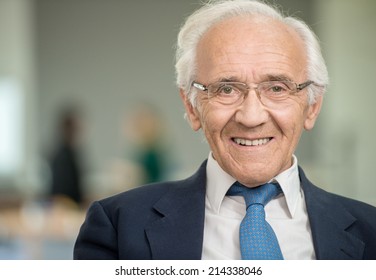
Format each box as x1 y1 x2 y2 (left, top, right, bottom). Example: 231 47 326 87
233 89 270 127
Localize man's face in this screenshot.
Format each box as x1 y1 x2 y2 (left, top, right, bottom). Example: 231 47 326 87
181 16 322 187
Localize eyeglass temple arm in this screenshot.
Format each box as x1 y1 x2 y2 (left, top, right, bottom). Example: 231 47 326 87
296 81 315 91
192 82 207 91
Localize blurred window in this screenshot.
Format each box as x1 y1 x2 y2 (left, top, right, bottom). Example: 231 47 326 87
0 77 23 176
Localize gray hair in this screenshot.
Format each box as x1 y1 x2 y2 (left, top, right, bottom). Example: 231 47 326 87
175 0 329 106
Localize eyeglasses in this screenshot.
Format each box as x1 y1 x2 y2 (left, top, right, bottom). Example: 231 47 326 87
191 80 317 109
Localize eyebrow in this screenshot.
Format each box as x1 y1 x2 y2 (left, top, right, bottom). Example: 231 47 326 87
264 74 294 82
216 76 240 83
215 74 294 83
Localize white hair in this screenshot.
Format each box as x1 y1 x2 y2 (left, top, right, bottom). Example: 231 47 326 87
175 0 329 106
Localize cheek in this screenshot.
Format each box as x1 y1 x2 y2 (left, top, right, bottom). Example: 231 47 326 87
271 106 306 141
199 105 233 138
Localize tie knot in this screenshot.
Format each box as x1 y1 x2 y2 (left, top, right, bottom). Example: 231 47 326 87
227 182 282 207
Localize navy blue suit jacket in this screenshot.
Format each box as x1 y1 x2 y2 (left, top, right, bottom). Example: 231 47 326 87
74 161 376 259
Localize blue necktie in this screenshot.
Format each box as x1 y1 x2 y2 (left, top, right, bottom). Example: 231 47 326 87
227 182 284 260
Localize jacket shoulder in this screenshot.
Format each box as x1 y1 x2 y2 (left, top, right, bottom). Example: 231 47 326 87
96 160 207 220
299 166 376 259
75 161 207 259
98 181 176 213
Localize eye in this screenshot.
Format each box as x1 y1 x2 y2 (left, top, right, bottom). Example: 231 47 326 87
271 85 284 92
219 85 236 95
263 82 290 96
208 82 246 103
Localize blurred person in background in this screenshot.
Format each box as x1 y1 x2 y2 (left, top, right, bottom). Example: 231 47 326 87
48 106 85 207
74 0 376 259
104 102 174 196
123 102 170 184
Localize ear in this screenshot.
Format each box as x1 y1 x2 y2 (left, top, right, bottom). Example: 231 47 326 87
304 95 323 131
179 89 202 131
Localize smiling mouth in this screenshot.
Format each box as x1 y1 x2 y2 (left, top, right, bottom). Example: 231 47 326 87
232 137 272 146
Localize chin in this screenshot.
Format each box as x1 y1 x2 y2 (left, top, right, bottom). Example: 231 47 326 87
229 166 274 187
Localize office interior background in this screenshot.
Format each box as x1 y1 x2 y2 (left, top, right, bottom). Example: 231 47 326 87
1 0 375 259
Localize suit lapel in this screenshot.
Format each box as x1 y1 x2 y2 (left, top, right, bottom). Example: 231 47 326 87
145 161 207 260
299 167 365 259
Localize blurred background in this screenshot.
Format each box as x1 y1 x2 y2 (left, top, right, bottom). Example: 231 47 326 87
0 0 375 259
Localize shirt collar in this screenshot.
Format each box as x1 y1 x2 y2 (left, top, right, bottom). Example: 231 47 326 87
206 152 301 217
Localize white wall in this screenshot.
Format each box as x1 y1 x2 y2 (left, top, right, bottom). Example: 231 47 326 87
0 0 38 195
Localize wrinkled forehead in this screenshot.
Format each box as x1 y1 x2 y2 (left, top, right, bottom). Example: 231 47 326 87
196 15 307 80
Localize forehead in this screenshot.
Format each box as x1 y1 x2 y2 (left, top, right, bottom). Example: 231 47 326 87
196 15 307 81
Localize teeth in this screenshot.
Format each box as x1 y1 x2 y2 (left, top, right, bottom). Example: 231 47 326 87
233 137 271 146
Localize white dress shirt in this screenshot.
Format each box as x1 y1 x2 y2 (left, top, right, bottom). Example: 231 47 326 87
202 152 316 260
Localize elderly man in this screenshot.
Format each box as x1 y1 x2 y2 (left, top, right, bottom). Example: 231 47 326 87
74 0 376 260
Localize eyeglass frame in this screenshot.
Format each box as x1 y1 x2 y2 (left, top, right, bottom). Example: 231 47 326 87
191 79 319 107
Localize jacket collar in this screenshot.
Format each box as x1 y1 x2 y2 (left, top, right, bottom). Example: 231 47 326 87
299 167 365 259
145 161 207 260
